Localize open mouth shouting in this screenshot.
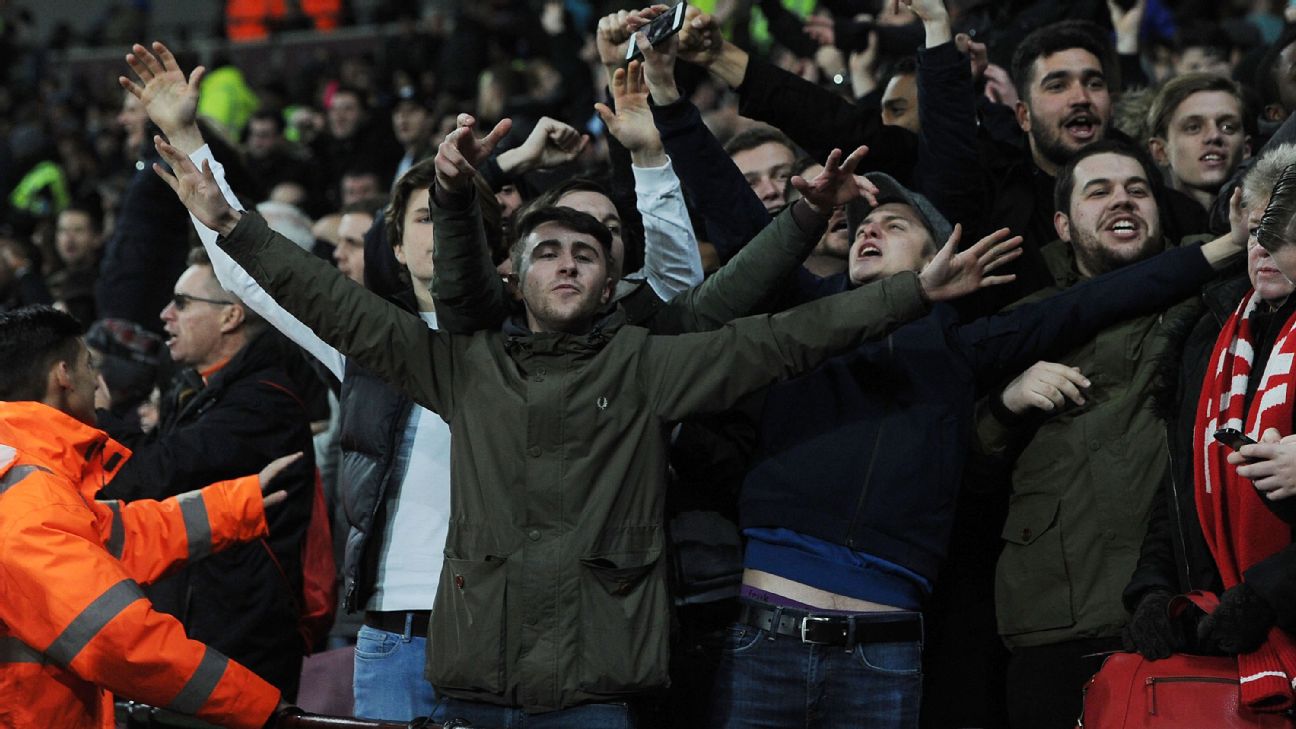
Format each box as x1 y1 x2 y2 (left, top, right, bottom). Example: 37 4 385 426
854 242 883 260
1063 112 1099 143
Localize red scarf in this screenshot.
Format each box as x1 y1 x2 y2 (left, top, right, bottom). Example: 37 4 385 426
1195 288 1296 710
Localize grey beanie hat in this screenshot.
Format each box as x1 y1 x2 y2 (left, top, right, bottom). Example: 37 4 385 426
845 173 953 247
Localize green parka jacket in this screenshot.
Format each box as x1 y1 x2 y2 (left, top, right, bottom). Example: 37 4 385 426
976 237 1205 649
217 202 930 711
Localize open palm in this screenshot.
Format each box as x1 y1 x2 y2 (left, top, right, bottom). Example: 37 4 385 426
120 42 203 137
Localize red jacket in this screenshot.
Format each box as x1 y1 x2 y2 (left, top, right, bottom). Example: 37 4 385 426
0 401 281 729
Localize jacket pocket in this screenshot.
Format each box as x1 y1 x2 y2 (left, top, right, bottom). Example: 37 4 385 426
995 494 1075 636
577 551 670 694
427 555 508 693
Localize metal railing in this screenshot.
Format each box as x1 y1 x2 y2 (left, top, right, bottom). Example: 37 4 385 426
115 701 457 729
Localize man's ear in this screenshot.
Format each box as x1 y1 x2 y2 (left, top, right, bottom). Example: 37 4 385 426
1054 211 1073 243
1147 137 1168 167
42 360 73 411
50 360 73 392
1264 103 1288 124
220 302 247 334
1015 100 1032 134
600 274 615 305
1244 136 1253 160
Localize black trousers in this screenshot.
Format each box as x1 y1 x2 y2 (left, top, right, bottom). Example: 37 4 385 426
1006 636 1121 729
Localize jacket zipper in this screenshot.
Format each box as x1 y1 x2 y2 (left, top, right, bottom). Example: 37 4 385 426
1145 675 1236 715
1162 430 1194 590
843 336 892 548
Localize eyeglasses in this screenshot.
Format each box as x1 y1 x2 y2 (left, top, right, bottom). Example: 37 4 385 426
171 292 235 311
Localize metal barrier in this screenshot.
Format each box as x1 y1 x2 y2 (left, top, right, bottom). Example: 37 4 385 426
114 701 451 729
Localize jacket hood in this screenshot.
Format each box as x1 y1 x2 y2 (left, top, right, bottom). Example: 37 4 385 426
0 401 131 500
501 307 627 358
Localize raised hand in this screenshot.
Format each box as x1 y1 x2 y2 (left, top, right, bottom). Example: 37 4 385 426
435 114 513 193
151 135 242 235
119 41 204 152
956 33 989 80
1000 361 1091 416
898 0 949 23
677 9 725 68
791 146 879 215
917 226 1022 302
1199 188 1248 269
257 452 304 510
498 117 589 176
626 9 683 104
595 61 665 165
1108 0 1146 54
803 15 836 47
596 5 668 72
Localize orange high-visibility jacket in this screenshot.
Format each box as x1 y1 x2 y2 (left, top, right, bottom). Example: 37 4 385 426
0 401 282 729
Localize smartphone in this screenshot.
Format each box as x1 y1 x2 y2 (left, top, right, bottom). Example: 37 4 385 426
625 2 688 62
1214 428 1257 451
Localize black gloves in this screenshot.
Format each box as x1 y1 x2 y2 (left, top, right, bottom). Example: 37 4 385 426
1121 590 1183 660
1197 582 1277 655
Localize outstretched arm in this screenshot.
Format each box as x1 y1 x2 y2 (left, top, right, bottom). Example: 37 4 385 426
645 7 771 261
0 490 281 728
645 224 1021 420
596 57 703 299
680 10 918 175
649 146 882 332
152 136 459 418
98 455 294 584
430 115 520 334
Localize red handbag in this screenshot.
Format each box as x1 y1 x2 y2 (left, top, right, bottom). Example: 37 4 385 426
1075 594 1294 728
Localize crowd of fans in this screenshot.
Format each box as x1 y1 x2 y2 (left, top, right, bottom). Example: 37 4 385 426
7 0 1296 728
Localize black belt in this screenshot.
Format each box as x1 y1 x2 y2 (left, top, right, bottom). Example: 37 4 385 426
363 610 431 638
738 603 921 647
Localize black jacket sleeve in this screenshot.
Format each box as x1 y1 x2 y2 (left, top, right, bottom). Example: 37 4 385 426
914 41 986 233
653 98 771 262
958 244 1215 388
100 376 311 502
735 58 918 183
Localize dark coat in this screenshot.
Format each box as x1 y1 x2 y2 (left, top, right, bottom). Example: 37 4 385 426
743 245 1215 586
1123 275 1296 633
99 328 316 698
94 144 190 334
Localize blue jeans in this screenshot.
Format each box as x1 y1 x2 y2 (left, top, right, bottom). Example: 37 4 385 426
706 618 923 729
352 617 438 721
434 697 637 729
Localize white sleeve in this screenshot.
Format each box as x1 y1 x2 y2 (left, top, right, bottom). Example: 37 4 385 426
628 157 704 301
187 145 346 380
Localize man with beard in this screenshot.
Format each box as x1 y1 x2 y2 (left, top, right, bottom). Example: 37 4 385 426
973 140 1245 729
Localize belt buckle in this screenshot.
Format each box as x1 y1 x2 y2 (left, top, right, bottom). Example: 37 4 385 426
799 614 835 644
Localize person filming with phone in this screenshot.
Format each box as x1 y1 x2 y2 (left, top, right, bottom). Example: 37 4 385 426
1122 148 1296 713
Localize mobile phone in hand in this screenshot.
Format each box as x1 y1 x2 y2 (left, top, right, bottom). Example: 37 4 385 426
626 2 688 62
1214 428 1257 451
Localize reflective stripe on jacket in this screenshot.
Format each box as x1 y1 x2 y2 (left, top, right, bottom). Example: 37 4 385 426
0 401 280 729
